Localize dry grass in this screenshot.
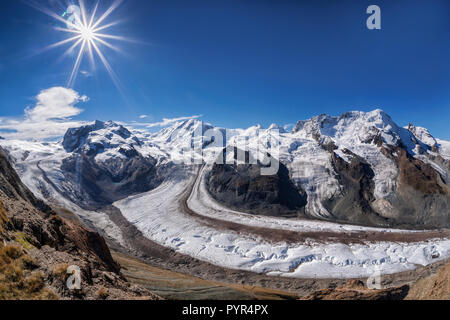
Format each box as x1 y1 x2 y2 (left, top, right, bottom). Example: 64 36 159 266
96 287 109 300
0 199 8 233
52 263 69 281
0 243 58 300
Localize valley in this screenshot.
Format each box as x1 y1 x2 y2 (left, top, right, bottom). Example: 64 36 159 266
1 109 449 299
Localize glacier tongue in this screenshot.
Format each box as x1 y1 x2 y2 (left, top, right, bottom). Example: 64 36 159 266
115 175 450 279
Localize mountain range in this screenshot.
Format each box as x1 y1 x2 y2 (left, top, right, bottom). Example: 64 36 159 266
0 108 449 294
1 109 448 230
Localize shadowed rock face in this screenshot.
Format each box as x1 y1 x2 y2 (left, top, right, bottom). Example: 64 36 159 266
318 138 449 229
60 153 162 210
323 148 391 227
0 147 52 214
378 146 450 229
206 148 307 217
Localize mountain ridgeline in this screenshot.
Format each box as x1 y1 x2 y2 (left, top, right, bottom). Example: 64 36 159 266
2 110 449 229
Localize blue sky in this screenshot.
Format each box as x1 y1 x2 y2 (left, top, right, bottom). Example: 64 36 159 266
0 0 449 139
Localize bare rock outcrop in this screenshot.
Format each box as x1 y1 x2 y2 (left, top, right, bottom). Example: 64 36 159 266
0 147 160 300
207 148 307 217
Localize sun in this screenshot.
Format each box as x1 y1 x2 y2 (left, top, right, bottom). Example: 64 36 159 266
79 25 95 42
27 0 128 90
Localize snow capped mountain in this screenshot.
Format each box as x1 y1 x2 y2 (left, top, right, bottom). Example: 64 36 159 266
0 110 448 229
1 120 160 211
0 110 449 280
62 120 143 158
203 109 448 227
292 109 420 153
406 124 437 150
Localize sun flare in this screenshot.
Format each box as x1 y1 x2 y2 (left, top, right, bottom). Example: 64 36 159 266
79 26 95 41
27 0 127 89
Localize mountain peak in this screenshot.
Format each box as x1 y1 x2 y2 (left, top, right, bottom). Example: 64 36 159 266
406 124 437 148
62 120 140 155
293 109 393 133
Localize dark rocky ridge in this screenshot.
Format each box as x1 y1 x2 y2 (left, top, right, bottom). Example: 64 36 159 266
378 145 449 229
324 148 391 227
60 153 162 209
0 147 52 214
206 147 307 217
306 137 391 227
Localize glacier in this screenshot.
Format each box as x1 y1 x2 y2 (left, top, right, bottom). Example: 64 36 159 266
1 109 449 279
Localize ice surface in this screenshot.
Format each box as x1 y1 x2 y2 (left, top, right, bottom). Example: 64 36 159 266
115 177 450 279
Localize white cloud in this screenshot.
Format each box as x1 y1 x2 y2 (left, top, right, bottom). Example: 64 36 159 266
146 115 203 128
0 87 201 141
0 87 88 141
25 87 85 121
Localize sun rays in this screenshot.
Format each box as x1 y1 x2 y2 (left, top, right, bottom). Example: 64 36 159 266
27 0 126 89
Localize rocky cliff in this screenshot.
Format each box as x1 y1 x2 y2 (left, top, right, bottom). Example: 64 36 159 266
0 147 160 300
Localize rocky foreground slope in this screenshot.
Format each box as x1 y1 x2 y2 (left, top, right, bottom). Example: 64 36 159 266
0 147 159 300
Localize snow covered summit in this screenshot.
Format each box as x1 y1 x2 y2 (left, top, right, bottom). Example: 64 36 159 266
62 120 142 158
0 109 448 229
